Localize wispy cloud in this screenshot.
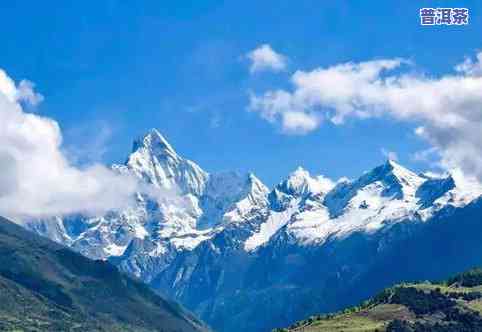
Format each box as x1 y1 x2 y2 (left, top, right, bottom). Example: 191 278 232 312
246 44 287 73
381 148 398 161
249 50 482 180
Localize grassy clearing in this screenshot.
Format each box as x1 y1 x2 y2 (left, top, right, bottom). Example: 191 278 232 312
296 304 412 332
467 299 482 314
301 314 385 332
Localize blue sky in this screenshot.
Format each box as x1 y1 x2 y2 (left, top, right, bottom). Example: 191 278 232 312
1 1 481 186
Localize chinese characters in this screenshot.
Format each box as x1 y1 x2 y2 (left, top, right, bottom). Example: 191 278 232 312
420 8 469 26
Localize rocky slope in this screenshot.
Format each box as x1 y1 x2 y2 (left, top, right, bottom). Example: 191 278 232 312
25 129 482 332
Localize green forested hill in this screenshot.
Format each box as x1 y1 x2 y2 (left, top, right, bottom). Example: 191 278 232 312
274 269 482 332
0 216 210 332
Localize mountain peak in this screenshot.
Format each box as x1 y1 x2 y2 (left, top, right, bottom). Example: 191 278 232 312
247 172 270 198
248 172 268 187
126 129 208 194
366 159 423 188
132 129 177 157
280 167 314 196
275 167 333 198
287 166 311 182
377 159 405 175
385 158 399 168
324 160 425 218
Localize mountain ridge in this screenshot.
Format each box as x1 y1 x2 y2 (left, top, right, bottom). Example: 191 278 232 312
0 215 210 332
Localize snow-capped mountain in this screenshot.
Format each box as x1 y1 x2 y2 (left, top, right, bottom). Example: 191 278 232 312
26 129 269 272
25 129 482 332
121 129 208 195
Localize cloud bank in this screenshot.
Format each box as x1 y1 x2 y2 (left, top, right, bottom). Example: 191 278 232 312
246 44 287 73
0 69 143 220
249 51 482 180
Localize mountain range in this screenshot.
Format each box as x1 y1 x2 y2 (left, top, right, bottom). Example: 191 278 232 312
24 129 482 332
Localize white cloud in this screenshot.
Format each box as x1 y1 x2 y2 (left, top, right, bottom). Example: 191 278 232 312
0 69 145 220
455 52 482 76
249 51 482 180
246 44 287 73
381 148 398 161
281 111 320 134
